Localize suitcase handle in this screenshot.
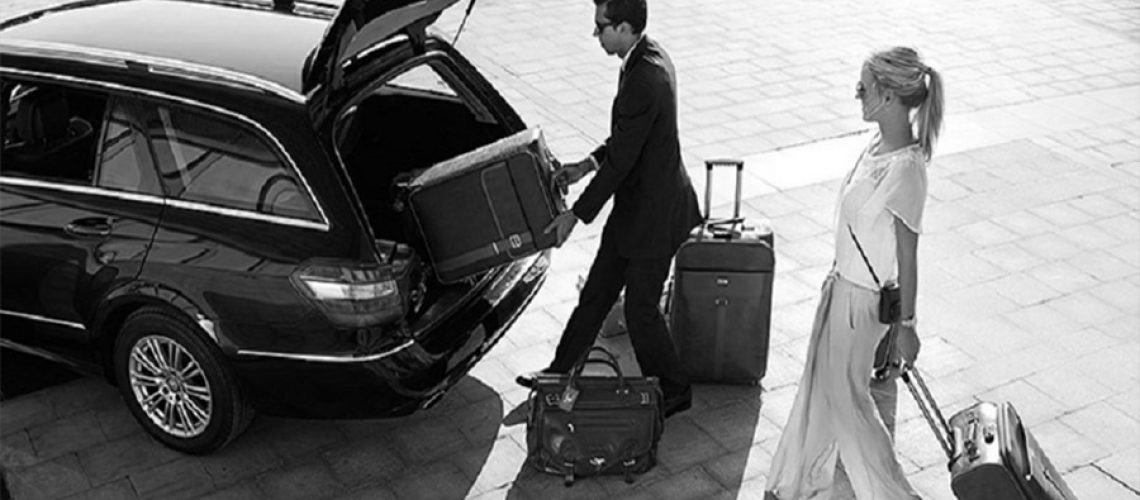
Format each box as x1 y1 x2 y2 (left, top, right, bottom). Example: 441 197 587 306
900 364 956 461
703 159 744 222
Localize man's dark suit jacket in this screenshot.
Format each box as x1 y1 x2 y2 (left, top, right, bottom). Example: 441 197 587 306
571 36 702 259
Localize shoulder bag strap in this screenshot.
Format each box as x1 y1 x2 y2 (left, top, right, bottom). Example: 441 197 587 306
846 224 882 288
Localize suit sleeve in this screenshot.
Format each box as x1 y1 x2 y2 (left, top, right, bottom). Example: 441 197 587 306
572 78 659 223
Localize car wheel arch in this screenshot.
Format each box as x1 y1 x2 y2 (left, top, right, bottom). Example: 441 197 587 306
92 282 222 380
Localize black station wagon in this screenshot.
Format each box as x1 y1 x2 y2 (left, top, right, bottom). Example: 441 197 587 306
0 0 551 453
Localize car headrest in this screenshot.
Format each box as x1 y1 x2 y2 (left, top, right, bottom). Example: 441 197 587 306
15 88 72 148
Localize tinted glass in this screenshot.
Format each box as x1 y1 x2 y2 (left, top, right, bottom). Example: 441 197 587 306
143 104 318 220
0 81 104 184
97 99 161 195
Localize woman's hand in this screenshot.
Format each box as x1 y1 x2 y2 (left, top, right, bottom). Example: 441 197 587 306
895 322 921 367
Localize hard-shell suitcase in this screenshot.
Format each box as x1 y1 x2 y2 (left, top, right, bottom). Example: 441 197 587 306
403 128 565 283
526 347 663 486
901 365 1078 500
669 159 774 384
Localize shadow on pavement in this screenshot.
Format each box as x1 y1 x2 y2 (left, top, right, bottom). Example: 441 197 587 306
497 330 776 499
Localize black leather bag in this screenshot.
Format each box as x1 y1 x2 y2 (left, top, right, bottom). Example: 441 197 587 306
525 347 664 486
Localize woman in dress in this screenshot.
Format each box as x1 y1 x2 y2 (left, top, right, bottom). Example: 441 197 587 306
765 46 944 499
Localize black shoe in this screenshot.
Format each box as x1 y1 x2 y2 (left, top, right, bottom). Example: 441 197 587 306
515 370 555 389
663 388 693 418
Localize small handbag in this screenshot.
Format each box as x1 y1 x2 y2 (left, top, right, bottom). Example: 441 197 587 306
526 346 663 486
847 225 901 324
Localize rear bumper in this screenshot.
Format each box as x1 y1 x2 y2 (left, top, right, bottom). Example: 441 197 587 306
229 252 548 418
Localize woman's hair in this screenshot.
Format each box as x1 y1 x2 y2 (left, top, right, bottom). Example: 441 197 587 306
866 47 943 159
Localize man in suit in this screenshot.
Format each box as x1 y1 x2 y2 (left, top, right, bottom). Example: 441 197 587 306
516 0 702 418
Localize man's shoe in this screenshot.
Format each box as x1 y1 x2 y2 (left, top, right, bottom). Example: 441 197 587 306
663 387 693 418
515 370 555 389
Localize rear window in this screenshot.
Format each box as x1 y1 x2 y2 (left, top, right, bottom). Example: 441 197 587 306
142 103 319 221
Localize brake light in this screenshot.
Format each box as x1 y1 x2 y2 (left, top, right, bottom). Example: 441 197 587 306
290 261 404 327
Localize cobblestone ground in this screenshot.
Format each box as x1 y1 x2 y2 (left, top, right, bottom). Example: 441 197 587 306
1 0 1138 499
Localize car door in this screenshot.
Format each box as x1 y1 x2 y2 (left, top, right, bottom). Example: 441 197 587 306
0 80 164 363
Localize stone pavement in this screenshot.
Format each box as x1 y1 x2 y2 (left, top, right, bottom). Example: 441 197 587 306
2 0 1139 498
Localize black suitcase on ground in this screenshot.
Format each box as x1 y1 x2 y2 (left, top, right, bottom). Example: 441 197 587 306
403 129 565 283
902 365 1078 500
669 159 774 384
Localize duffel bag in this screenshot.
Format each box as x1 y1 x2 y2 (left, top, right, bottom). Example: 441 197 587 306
526 346 664 486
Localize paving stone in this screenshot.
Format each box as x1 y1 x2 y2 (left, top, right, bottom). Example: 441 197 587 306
1025 361 1118 411
321 432 404 488
0 395 54 437
973 242 1046 273
702 444 771 490
990 210 1059 237
1016 231 1088 263
192 483 263 500
1069 249 1137 282
0 430 37 470
1060 401 1140 455
690 400 780 452
62 478 137 500
655 418 728 474
129 457 214 500
1062 465 1140 499
906 464 956 500
27 410 108 462
456 435 528 497
43 379 118 419
642 465 726 500
77 434 181 486
388 461 477 500
6 453 90 500
1033 419 1114 474
255 460 344 500
983 272 1063 306
1025 260 1100 295
198 436 283 488
1096 447 1140 494
954 219 1020 246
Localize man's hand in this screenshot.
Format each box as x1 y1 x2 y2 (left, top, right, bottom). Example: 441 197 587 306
544 211 578 247
552 160 591 188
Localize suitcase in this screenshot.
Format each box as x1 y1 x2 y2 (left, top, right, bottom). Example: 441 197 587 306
902 365 1078 500
526 347 663 486
669 159 774 384
403 128 565 284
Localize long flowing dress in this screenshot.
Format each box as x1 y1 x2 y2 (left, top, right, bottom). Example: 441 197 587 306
765 137 928 500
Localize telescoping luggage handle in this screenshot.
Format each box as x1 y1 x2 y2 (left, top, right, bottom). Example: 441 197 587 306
900 363 956 461
703 159 744 224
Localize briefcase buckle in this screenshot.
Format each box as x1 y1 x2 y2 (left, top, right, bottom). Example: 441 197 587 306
640 392 651 405
509 234 523 248
590 457 606 469
544 393 561 407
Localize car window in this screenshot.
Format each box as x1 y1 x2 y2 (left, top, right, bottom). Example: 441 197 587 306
141 103 319 221
0 81 104 185
97 99 162 195
386 64 457 98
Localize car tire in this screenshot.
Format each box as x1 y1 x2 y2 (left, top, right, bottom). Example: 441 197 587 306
113 306 254 454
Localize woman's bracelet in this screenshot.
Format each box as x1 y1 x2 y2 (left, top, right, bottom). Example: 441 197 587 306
900 316 917 328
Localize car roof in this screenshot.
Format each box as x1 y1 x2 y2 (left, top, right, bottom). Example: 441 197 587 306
0 0 335 95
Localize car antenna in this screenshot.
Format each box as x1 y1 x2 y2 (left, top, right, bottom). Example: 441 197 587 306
451 0 477 45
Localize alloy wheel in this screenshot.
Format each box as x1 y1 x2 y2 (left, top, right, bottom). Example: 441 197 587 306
127 335 213 438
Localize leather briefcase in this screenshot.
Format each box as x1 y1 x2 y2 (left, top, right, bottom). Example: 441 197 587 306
526 347 663 486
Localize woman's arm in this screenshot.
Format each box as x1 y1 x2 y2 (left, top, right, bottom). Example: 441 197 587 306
894 216 921 364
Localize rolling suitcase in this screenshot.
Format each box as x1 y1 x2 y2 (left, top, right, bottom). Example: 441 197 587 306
901 365 1078 500
402 128 565 283
669 159 774 384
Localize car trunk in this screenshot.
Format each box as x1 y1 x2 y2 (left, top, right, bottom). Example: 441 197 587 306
334 75 517 325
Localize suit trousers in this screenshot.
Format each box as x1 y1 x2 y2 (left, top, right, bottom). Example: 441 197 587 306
549 236 689 400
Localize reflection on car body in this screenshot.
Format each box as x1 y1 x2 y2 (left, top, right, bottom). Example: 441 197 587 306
0 0 551 454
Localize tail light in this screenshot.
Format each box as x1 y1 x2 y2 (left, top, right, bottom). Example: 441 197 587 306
290 260 404 327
